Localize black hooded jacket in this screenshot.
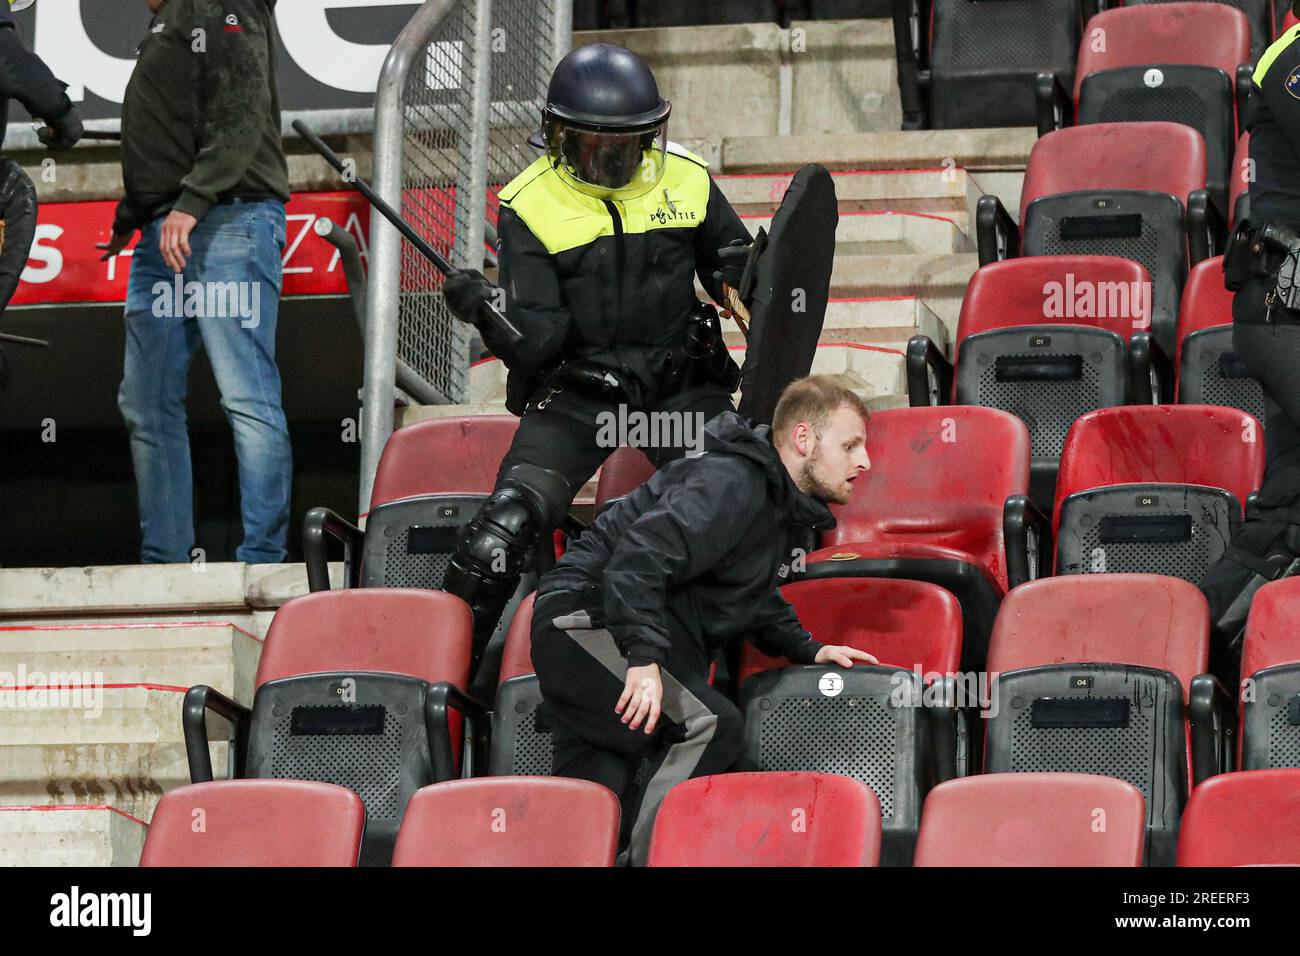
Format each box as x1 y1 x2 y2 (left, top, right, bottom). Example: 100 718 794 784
538 412 834 669
0 9 74 151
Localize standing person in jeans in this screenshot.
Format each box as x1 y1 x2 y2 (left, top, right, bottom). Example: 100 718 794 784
99 0 291 564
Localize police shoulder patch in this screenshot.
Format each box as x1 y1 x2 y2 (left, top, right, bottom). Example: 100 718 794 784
1287 65 1300 100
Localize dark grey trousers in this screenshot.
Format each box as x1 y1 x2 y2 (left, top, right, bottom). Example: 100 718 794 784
529 587 745 866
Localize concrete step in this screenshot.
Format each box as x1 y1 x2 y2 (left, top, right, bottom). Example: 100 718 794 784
716 168 980 222
831 253 980 334
0 685 227 825
804 341 906 402
587 19 902 154
0 805 147 867
720 296 948 351
741 209 971 255
721 128 1036 174
0 563 343 638
0 621 261 699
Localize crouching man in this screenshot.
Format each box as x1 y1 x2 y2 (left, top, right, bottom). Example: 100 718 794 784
531 375 877 865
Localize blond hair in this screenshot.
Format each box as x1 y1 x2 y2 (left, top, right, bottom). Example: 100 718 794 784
771 375 869 446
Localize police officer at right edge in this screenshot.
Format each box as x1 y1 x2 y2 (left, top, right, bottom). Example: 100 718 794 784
1203 7 1300 681
438 44 752 656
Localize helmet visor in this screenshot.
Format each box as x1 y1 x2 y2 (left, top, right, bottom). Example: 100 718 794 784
545 119 667 193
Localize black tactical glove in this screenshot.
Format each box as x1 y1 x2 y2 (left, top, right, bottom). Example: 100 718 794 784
37 99 83 151
442 269 497 324
713 238 750 292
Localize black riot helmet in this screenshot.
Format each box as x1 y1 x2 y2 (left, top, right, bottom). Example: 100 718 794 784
539 43 671 198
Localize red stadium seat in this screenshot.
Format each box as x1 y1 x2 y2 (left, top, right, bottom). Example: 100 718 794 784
496 591 536 687
1064 4 1251 217
487 592 553 776
1075 3 1257 89
739 577 962 682
368 415 519 505
983 574 1223 865
300 414 542 675
391 777 620 866
1175 257 1264 423
977 122 1216 356
914 773 1146 866
181 588 482 865
736 577 963 865
1053 405 1265 580
801 405 1036 671
1239 578 1300 769
908 256 1158 506
647 772 881 866
1177 769 1300 865
1017 124 1208 232
139 780 364 867
593 445 656 513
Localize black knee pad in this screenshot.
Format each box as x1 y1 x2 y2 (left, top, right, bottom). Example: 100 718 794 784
444 465 571 620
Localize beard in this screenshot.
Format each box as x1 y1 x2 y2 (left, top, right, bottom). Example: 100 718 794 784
797 450 852 505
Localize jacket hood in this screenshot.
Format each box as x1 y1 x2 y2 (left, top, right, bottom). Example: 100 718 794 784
702 411 835 529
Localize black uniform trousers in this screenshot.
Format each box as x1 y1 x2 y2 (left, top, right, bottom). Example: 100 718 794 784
1201 276 1300 677
530 586 745 866
1232 279 1300 539
494 383 736 501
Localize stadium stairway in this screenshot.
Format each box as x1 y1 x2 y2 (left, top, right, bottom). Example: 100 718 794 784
0 563 342 865
1 16 1033 864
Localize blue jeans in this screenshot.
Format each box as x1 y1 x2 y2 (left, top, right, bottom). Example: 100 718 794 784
118 199 292 564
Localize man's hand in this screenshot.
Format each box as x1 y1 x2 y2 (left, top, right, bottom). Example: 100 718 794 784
615 663 662 734
96 231 134 262
159 210 199 273
815 645 879 667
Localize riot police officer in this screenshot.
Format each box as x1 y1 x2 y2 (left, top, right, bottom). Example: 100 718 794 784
440 42 751 648
1202 9 1300 677
0 0 83 396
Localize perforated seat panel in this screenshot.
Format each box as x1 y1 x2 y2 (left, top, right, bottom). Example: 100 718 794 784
957 327 1127 459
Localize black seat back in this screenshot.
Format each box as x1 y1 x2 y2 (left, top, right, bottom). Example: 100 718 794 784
488 674 553 777
1056 483 1240 581
1077 65 1234 218
246 673 446 866
984 662 1188 866
1242 664 1300 770
1023 190 1188 355
955 326 1129 463
928 0 1081 128
740 666 945 866
1178 326 1265 424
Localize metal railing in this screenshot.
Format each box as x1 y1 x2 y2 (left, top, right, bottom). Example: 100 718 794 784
361 0 572 512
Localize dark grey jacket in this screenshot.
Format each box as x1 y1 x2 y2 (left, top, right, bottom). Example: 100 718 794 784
538 411 833 668
116 0 289 233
